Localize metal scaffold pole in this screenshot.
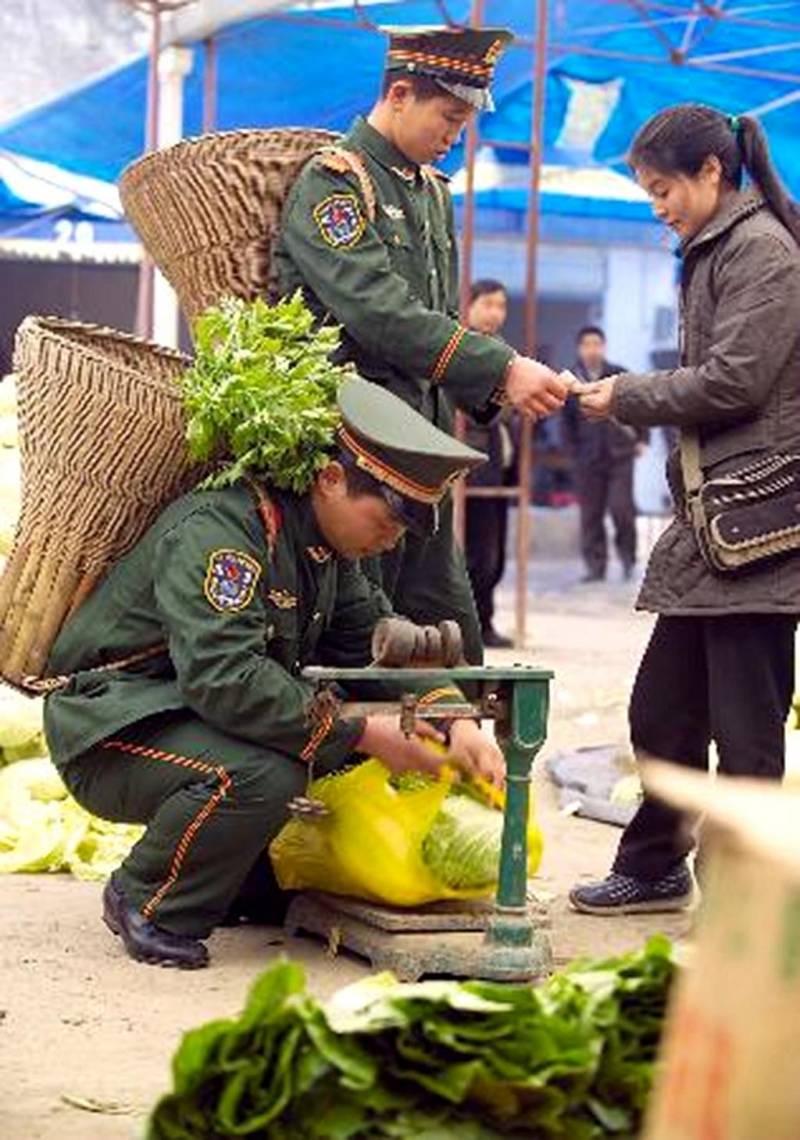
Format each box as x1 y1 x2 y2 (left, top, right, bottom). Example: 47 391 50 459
516 0 549 648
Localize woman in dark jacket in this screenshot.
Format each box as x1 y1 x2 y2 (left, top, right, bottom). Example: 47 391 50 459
570 105 800 913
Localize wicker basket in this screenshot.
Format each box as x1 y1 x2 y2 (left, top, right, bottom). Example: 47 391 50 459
0 317 200 689
118 127 341 328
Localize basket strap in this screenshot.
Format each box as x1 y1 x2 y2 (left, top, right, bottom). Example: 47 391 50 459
22 643 168 695
243 477 281 559
317 147 376 223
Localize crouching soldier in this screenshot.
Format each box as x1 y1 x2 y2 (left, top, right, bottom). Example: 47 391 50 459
42 378 504 969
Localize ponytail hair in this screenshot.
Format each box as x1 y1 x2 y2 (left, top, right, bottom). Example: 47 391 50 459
737 115 800 242
629 103 800 243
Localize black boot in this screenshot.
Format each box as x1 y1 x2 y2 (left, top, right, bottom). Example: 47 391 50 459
482 624 513 649
102 877 209 969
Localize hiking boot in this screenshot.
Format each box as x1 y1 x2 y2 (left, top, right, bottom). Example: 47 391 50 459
569 864 693 915
102 877 209 969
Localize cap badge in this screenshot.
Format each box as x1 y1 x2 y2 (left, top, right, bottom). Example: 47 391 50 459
484 37 506 64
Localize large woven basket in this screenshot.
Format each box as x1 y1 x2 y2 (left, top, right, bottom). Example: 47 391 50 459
0 317 200 689
118 127 341 328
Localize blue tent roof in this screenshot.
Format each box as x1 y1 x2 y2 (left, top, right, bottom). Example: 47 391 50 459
0 1 797 206
0 148 125 235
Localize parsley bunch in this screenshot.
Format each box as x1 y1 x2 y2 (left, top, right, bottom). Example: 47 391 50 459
181 292 354 493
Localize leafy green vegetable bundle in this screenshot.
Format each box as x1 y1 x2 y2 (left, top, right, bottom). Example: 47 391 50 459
181 293 355 493
147 937 674 1139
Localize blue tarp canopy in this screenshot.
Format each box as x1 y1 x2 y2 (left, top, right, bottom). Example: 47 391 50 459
0 0 797 216
0 149 124 234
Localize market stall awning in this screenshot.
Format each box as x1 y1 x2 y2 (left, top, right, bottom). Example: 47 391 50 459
0 1 795 196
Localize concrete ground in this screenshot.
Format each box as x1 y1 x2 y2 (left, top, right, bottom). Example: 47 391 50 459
0 553 693 1140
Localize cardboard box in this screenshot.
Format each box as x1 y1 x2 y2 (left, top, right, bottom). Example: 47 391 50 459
641 762 800 1140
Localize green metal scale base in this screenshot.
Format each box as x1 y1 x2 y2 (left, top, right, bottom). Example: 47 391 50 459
285 665 554 983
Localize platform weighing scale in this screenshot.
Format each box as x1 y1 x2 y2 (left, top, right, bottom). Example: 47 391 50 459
284 623 553 983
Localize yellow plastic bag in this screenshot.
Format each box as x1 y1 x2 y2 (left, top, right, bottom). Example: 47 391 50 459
269 758 543 908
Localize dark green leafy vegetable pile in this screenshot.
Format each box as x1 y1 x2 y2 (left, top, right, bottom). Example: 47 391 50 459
181 292 354 492
147 936 674 1139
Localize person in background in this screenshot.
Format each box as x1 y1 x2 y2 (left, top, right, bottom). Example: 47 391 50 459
463 279 515 648
562 326 649 582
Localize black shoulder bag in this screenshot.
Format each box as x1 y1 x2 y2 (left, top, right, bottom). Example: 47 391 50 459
681 430 800 572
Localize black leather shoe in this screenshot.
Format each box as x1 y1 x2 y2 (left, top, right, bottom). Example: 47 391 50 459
482 625 513 649
102 877 209 969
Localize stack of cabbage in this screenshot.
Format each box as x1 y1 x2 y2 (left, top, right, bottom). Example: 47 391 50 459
0 687 142 879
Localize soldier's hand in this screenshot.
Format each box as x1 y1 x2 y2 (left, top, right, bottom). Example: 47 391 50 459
446 720 505 788
355 715 447 776
504 355 568 418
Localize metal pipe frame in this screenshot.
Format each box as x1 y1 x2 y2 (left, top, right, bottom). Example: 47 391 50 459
134 0 163 340
515 0 550 650
453 0 484 552
202 35 218 132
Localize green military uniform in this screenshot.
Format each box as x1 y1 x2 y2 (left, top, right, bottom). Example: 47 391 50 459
275 27 514 662
44 379 484 941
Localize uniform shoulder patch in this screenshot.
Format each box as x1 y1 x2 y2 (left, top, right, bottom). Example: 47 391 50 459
317 151 354 176
204 550 262 614
313 193 366 249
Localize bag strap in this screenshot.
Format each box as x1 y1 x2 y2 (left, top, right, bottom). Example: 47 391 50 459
680 428 704 497
680 428 711 542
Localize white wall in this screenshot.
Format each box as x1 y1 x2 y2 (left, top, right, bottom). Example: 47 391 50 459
601 245 677 371
471 232 680 516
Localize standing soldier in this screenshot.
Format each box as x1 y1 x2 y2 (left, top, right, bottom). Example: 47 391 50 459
276 26 567 660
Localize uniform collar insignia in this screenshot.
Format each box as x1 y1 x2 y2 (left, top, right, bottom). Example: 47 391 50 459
267 588 298 609
305 545 333 564
390 165 418 184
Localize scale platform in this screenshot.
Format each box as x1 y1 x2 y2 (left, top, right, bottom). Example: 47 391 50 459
285 891 553 982
293 661 555 983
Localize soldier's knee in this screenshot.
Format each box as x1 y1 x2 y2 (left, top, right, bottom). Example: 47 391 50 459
224 751 307 807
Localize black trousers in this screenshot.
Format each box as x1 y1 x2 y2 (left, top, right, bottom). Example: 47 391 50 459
578 458 636 575
613 613 797 879
465 495 509 630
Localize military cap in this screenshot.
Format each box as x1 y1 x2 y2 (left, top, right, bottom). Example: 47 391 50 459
336 376 485 536
384 25 513 111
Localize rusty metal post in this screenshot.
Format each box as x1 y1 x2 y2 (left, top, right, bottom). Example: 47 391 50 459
515 0 549 648
135 2 162 339
454 0 485 547
202 35 218 132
